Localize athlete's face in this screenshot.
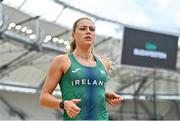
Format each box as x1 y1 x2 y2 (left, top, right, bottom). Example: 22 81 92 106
72 19 96 48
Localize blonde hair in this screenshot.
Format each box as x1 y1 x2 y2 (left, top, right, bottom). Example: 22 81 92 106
69 17 94 53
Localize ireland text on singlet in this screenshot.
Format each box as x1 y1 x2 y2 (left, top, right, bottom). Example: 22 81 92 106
59 53 108 120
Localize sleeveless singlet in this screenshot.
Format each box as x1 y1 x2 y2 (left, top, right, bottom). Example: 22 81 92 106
59 53 108 120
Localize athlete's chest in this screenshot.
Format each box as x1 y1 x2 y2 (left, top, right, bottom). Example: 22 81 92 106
69 66 107 87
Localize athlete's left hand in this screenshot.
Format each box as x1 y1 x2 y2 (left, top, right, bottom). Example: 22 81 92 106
105 92 123 106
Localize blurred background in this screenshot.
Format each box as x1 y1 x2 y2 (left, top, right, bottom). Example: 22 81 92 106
0 0 180 120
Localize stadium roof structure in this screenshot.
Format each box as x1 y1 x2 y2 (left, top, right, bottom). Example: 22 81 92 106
0 1 122 93
0 0 180 100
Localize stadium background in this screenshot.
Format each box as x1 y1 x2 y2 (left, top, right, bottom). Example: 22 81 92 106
0 0 180 120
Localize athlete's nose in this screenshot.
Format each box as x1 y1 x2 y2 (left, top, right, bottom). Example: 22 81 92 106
86 29 91 35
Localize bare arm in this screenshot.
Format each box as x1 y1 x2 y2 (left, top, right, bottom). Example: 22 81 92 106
39 55 81 118
39 56 64 109
100 56 124 106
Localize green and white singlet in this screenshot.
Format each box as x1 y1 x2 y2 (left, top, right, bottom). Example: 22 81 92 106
59 53 108 120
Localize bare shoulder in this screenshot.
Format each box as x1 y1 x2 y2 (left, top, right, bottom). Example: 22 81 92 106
51 54 69 67
53 54 69 63
51 54 71 72
99 55 112 72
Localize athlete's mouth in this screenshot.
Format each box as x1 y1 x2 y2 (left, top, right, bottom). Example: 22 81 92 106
84 36 92 40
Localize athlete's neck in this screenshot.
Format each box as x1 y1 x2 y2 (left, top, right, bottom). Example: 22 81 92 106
73 48 93 61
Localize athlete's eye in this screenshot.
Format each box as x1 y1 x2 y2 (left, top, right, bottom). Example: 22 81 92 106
89 28 95 31
79 28 86 31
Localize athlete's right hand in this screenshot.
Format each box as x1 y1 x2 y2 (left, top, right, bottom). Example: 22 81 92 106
64 99 81 118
